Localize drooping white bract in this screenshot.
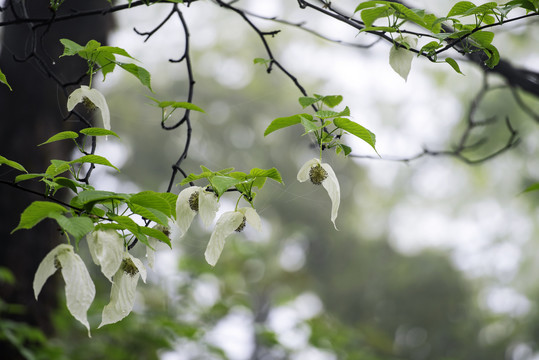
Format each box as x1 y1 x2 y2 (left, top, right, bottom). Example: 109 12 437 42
87 230 124 282
297 158 341 230
67 85 111 131
99 253 147 328
204 207 261 267
176 186 219 235
33 244 95 336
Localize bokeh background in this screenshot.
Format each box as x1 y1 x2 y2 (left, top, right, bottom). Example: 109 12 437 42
2 0 539 359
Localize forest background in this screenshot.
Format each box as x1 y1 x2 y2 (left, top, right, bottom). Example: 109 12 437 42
1 0 539 359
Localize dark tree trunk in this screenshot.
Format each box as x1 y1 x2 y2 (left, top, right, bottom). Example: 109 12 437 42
0 0 113 357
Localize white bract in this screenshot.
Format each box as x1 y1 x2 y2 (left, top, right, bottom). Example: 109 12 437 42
99 253 147 328
204 207 261 266
176 186 219 235
297 158 341 230
67 85 111 131
389 35 418 81
145 221 181 268
87 230 124 282
33 244 95 336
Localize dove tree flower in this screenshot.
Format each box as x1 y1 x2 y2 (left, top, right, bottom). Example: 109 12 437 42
205 207 261 266
33 244 95 336
297 158 340 229
99 253 147 328
87 229 125 282
176 186 219 235
67 85 111 131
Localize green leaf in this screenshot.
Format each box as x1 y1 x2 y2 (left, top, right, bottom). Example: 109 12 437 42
46 160 70 177
108 214 150 247
79 127 120 138
38 131 79 146
12 201 67 232
483 44 500 68
0 155 27 173
48 213 94 243
52 177 88 193
470 31 494 47
139 226 171 248
336 144 352 156
298 97 319 108
179 171 213 185
361 5 391 27
0 68 12 91
264 114 304 136
420 41 443 55
301 117 319 134
211 176 244 198
253 58 271 67
447 1 477 17
359 26 398 33
334 118 378 154
59 38 84 57
128 203 169 226
156 192 178 219
129 191 172 217
98 46 136 60
76 190 130 207
463 2 497 16
118 63 152 91
70 155 120 172
15 173 45 182
523 182 539 193
389 3 427 27
445 57 464 75
147 96 204 112
249 167 284 184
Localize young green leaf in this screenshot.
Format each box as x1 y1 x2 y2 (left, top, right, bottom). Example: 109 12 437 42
264 114 310 136
80 128 120 138
76 190 130 207
322 95 344 108
0 155 27 173
48 213 94 243
249 167 283 184
139 226 171 248
70 155 120 172
118 63 152 91
15 173 45 183
59 38 84 57
128 203 169 227
447 1 477 17
12 201 67 233
38 131 79 146
298 97 319 108
129 191 172 218
211 176 244 198
445 57 464 75
0 68 12 91
334 118 378 154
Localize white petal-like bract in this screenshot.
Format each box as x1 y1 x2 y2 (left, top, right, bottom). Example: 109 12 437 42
204 211 244 266
238 207 262 231
199 190 219 227
297 158 320 183
297 158 341 229
176 186 219 234
33 244 95 336
99 253 146 328
67 85 111 131
87 230 124 282
176 186 199 234
389 36 418 81
321 163 340 230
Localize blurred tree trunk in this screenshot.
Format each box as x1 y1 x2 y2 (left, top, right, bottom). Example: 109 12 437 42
0 0 113 356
